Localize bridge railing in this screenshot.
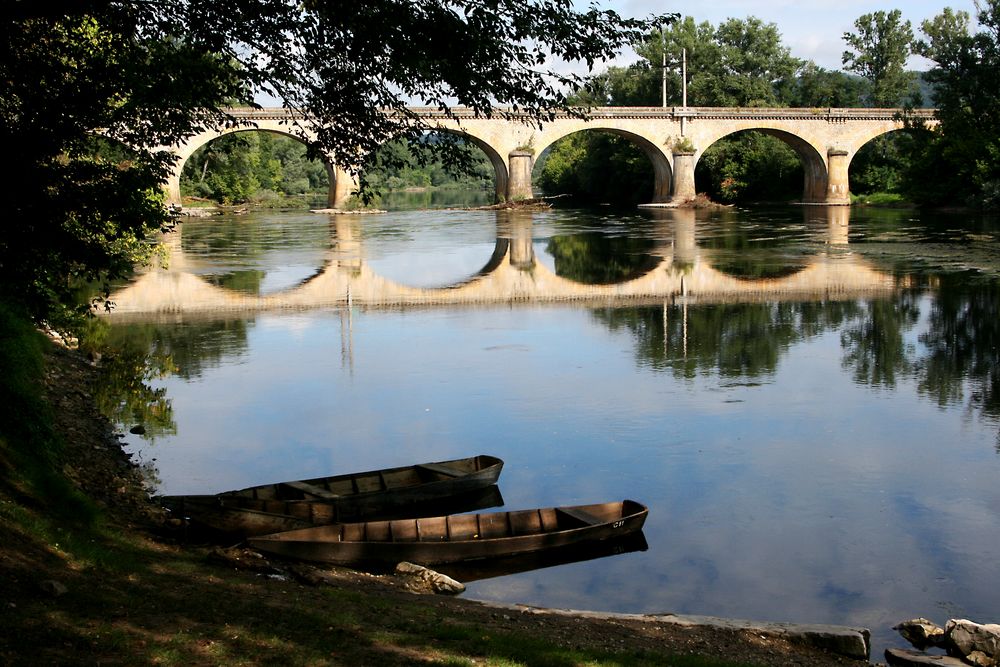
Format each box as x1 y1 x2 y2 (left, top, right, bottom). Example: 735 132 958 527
220 106 938 122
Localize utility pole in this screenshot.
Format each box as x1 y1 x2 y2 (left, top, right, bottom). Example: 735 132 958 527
661 25 667 108
682 47 688 108
680 47 688 136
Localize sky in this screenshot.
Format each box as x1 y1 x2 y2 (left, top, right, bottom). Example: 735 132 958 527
594 0 980 71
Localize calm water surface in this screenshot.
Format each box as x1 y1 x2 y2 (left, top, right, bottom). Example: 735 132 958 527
105 201 1000 656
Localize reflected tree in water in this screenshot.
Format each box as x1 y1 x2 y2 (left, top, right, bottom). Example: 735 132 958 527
698 219 815 280
795 300 863 338
546 234 660 284
839 295 920 388
91 344 176 442
181 216 331 257
104 321 252 382
207 270 267 294
595 302 858 379
917 281 1000 449
178 216 333 294
85 319 254 478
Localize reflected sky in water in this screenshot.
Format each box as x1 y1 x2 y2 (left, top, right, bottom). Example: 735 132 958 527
108 204 1000 656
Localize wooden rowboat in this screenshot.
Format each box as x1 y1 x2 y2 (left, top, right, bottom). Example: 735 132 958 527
159 454 504 536
247 499 648 567
161 484 504 538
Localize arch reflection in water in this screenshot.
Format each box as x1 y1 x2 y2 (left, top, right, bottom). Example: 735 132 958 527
105 206 895 316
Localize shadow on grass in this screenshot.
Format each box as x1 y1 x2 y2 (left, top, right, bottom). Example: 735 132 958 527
0 510 753 667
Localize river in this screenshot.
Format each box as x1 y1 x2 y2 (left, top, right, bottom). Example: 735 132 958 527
101 197 1000 657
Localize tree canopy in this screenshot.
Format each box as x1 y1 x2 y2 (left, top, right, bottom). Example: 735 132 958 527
842 9 917 107
908 1 1000 207
581 16 807 109
2 0 668 323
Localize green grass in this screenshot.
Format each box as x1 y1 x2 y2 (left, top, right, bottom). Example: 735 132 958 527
851 191 911 207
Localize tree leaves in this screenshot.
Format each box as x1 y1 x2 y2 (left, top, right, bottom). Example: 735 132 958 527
841 10 916 107
905 1 1000 207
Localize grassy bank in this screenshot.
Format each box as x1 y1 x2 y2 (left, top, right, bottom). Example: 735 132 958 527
0 307 866 666
0 307 96 526
850 192 911 207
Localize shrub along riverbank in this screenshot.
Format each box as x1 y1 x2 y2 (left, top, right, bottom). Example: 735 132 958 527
0 307 869 666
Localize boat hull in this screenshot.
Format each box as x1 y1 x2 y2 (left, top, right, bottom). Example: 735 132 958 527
159 455 504 536
160 484 504 537
247 500 648 567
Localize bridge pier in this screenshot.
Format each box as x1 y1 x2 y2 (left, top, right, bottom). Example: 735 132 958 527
507 150 534 201
325 162 359 209
825 148 851 205
671 151 697 203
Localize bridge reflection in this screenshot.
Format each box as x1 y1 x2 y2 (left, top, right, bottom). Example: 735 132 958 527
104 206 895 317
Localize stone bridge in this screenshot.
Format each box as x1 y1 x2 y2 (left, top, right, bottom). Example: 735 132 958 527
164 106 938 208
105 207 905 317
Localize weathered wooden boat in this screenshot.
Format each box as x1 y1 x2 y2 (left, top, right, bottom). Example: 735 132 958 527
247 499 648 567
161 484 504 538
159 454 504 536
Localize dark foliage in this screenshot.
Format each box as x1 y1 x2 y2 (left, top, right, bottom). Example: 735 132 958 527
909 2 1000 208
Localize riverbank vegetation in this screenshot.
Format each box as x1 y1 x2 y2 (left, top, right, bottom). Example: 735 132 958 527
181 133 330 207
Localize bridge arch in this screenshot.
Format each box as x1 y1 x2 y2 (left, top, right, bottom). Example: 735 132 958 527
841 115 939 156
365 128 508 205
847 124 936 196
694 127 829 203
164 121 358 209
533 127 673 203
